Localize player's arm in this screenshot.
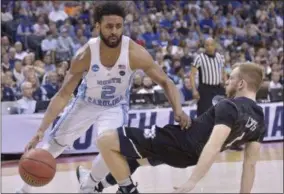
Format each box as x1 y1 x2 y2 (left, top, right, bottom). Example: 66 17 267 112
130 41 190 129
174 101 237 192
188 124 231 183
189 66 198 92
189 101 237 183
37 44 90 134
190 56 200 99
240 135 263 193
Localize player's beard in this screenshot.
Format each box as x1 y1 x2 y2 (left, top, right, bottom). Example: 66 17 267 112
100 31 122 48
226 87 237 98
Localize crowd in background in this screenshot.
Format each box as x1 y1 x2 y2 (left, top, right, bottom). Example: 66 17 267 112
1 1 283 111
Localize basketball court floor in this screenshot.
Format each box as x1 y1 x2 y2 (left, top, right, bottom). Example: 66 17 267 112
2 142 283 193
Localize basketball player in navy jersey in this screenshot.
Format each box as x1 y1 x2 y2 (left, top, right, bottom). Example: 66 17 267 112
96 62 266 193
16 2 190 193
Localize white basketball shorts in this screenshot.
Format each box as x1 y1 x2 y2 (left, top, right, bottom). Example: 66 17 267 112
49 97 128 147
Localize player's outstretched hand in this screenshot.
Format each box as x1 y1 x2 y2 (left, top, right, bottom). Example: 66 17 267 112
174 110 191 130
24 131 44 152
173 180 196 193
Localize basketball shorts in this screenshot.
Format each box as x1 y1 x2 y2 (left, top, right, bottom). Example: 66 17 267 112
118 124 199 168
49 98 128 147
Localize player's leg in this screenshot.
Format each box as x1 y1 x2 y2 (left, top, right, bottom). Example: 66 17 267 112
97 124 197 193
97 158 162 190
16 98 99 193
76 105 129 192
97 130 140 193
97 125 165 193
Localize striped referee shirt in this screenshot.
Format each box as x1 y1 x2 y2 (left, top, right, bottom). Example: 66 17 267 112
192 52 225 85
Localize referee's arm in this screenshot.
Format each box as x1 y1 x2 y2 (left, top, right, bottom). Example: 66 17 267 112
190 55 201 99
220 55 227 83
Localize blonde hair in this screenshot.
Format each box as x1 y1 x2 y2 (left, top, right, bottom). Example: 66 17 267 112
232 62 264 92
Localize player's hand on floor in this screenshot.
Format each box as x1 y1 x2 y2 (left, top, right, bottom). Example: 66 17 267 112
174 110 191 130
173 180 196 193
24 131 44 152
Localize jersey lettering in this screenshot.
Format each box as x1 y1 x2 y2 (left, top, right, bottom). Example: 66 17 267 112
245 117 258 131
97 78 122 85
144 125 156 139
86 95 123 106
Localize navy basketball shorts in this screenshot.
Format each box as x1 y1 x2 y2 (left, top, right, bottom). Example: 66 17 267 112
117 124 198 168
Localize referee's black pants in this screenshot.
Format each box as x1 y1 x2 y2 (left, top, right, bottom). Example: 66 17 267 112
197 84 225 116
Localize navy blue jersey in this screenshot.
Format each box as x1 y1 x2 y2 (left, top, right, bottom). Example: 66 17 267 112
118 97 266 168
186 97 266 155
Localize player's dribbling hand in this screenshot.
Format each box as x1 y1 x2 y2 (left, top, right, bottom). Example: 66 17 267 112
24 131 44 152
173 180 196 193
174 111 191 130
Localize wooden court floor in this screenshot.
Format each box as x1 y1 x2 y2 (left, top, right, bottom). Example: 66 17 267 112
1 142 283 193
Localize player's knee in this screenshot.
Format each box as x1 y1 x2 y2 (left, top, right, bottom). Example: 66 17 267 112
96 130 118 150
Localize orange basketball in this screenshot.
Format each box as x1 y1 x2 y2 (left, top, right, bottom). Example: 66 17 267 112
18 148 56 187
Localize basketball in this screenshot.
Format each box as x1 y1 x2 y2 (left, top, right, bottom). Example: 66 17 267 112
18 148 56 187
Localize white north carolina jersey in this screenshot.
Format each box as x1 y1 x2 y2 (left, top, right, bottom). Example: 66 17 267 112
77 36 134 108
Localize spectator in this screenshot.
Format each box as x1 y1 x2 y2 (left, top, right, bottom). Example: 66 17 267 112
75 18 91 38
16 16 33 43
8 47 17 70
2 36 11 53
56 66 67 88
74 36 87 53
42 71 59 99
269 72 283 90
2 53 12 72
131 74 143 93
179 77 196 105
56 28 75 61
41 31 57 53
1 0 283 109
13 60 25 85
49 22 59 38
2 70 18 97
48 2 68 23
73 29 87 53
1 74 16 102
14 42 28 61
1 6 13 22
60 19 76 38
15 81 37 114
33 16 50 37
25 73 47 101
23 55 33 66
180 47 194 71
33 59 46 79
43 53 56 73
137 76 154 94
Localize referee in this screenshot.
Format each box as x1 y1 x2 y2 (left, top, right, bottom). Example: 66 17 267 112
190 37 226 116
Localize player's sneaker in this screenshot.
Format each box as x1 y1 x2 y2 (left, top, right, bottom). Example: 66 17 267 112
116 185 139 194
76 166 103 193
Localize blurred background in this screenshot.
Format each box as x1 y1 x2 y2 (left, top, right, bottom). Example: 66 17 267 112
1 2 283 193
1 0 283 111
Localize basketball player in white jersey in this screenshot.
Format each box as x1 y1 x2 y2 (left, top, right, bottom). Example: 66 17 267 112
16 2 190 193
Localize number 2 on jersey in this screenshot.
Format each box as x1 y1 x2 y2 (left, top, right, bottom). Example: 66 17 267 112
101 85 116 99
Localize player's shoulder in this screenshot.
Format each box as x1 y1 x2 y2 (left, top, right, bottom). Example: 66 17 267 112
129 39 149 57
232 97 264 119
87 37 99 45
129 39 153 69
215 97 238 110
